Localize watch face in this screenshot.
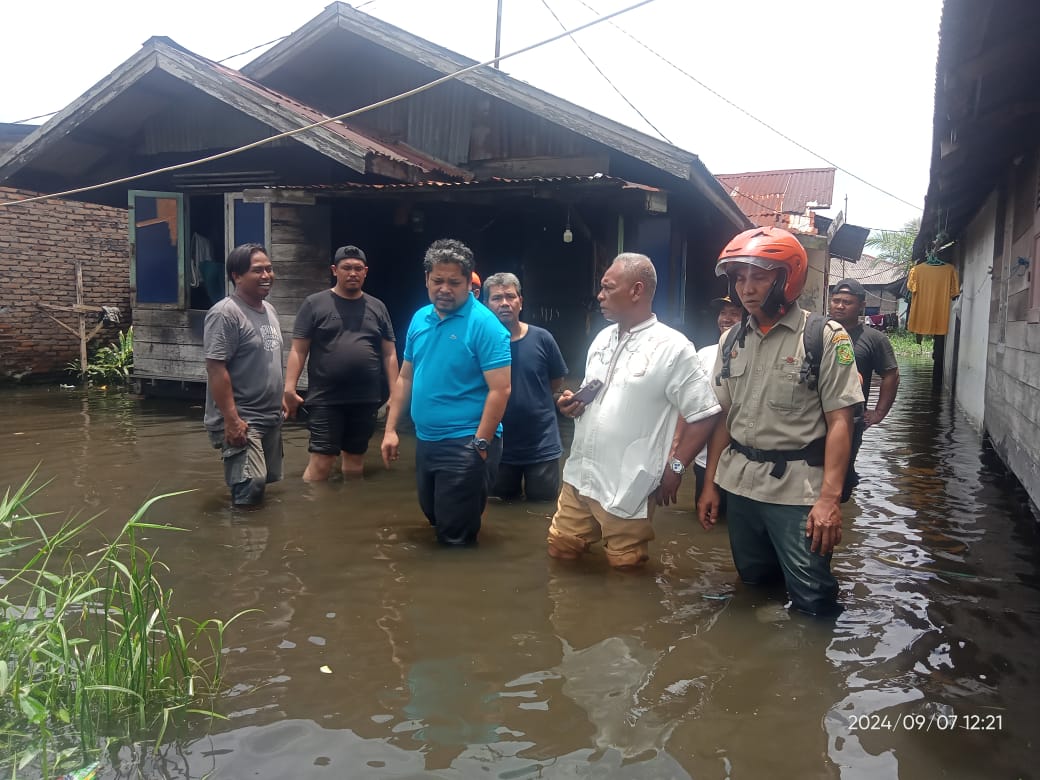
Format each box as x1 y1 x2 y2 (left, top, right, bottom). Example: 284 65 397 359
671 460 684 473
473 438 489 451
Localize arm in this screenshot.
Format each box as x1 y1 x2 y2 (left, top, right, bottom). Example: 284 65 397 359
806 406 854 555
475 365 511 457
282 337 311 419
380 360 413 468
696 409 732 530
658 413 720 506
550 376 565 394
206 358 248 447
382 339 400 393
864 367 899 426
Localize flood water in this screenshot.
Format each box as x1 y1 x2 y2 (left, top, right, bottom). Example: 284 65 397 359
2 357 1038 779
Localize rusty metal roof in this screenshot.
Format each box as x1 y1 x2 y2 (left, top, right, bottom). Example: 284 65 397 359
715 168 835 224
828 254 906 287
249 173 659 194
215 62 470 181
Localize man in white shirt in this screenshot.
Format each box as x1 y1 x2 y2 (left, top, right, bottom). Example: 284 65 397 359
692 296 744 508
549 253 722 569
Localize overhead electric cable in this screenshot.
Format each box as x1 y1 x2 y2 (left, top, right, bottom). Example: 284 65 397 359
538 0 671 142
572 0 922 212
0 0 660 209
217 36 289 64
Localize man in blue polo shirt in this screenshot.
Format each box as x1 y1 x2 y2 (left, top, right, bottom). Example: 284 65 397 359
381 239 512 546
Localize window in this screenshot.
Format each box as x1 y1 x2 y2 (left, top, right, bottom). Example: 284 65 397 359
130 191 184 307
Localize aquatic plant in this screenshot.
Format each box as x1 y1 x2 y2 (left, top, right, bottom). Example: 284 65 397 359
66 326 134 385
0 472 249 777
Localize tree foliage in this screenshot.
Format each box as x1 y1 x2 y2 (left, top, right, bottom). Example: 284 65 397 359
864 217 920 273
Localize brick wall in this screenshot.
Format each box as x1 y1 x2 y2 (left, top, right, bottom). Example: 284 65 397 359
0 187 129 381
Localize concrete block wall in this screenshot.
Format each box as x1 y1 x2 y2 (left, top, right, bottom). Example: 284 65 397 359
0 187 129 381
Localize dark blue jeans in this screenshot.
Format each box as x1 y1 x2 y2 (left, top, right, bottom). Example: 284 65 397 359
415 436 502 546
726 493 840 616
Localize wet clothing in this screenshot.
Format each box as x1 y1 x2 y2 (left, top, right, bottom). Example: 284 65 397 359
694 342 720 470
291 291 395 406
559 316 720 520
403 294 511 441
907 262 959 336
710 305 862 615
711 306 863 505
843 324 898 501
208 425 283 507
847 324 898 402
726 494 839 616
549 482 656 568
203 294 285 505
305 402 381 456
416 435 502 546
402 293 510 546
203 296 284 431
493 459 561 502
500 325 568 465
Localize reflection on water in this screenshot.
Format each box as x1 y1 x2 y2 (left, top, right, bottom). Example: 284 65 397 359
1 360 1037 779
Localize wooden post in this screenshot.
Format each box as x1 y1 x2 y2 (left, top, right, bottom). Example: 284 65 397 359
76 258 88 383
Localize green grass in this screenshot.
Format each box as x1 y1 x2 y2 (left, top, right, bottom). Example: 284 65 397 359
0 471 253 778
887 329 934 358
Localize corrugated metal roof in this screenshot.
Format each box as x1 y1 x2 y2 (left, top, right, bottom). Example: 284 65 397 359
251 173 659 193
715 168 835 223
828 254 906 287
215 62 470 180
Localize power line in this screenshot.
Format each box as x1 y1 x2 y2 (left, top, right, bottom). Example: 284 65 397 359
217 35 289 64
0 0 661 208
572 0 923 212
537 0 671 143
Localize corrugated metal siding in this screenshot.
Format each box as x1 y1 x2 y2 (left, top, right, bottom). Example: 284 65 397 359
407 86 473 165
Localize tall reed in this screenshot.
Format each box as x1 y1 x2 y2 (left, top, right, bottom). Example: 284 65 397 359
0 473 251 777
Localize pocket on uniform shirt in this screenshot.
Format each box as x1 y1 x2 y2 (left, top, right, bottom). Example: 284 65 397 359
766 361 813 414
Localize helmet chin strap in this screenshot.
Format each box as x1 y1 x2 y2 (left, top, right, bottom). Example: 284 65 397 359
760 274 788 318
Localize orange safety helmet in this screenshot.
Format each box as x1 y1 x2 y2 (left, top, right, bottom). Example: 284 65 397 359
715 227 808 311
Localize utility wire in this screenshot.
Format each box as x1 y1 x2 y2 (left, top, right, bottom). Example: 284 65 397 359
217 36 289 64
572 0 922 212
0 0 660 209
7 1 382 122
537 0 671 143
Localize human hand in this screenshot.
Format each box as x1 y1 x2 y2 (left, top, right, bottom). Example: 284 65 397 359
283 389 304 419
556 390 586 419
805 498 843 554
225 416 248 448
863 409 884 427
656 470 681 506
697 484 720 531
381 430 400 469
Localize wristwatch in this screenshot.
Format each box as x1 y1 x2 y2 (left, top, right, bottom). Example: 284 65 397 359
472 437 490 452
669 458 686 475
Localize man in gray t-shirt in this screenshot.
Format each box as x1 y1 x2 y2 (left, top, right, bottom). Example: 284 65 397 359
204 243 286 506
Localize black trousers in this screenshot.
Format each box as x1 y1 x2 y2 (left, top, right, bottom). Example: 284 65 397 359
415 436 502 546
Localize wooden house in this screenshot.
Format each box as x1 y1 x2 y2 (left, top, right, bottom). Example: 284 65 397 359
916 0 1040 508
0 3 749 394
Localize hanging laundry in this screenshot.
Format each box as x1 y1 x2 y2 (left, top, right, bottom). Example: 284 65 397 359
907 261 959 335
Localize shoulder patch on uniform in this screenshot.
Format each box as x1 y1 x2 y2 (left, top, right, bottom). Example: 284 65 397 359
835 342 855 365
831 332 851 345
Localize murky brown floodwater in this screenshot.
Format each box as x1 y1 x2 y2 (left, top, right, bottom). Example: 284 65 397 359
2 357 1038 779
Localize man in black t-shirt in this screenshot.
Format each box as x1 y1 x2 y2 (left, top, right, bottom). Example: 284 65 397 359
829 278 900 499
284 245 399 479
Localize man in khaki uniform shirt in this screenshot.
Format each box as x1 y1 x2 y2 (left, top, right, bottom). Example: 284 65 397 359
699 227 863 616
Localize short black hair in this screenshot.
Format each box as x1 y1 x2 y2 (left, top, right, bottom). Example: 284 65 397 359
226 243 268 283
423 238 474 276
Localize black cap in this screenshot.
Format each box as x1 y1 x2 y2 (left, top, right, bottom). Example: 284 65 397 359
832 278 866 299
334 245 367 263
712 295 741 307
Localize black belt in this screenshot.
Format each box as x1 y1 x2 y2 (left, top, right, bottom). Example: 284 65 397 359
729 437 826 479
